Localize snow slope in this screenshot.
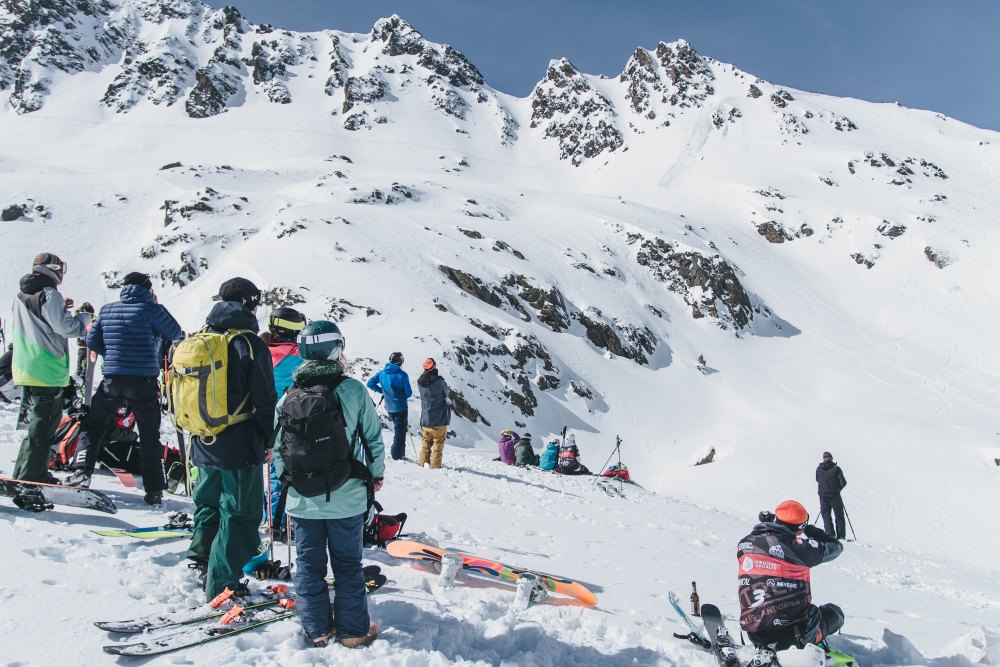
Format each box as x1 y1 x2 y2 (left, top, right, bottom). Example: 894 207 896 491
1 2 1000 664
0 406 996 666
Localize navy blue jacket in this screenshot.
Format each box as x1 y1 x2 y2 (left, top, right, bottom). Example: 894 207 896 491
366 362 412 413
190 301 277 470
87 285 183 376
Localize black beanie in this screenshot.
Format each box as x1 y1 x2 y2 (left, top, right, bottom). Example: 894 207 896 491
122 272 153 290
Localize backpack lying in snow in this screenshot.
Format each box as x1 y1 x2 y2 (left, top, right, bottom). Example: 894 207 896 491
602 462 631 482
363 500 407 548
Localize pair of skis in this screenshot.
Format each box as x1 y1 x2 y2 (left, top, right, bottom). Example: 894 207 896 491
99 565 387 656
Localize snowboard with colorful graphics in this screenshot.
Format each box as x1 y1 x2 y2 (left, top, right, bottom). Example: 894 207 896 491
0 475 117 514
386 540 597 605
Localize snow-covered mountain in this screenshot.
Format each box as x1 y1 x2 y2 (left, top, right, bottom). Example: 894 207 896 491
2 1 999 662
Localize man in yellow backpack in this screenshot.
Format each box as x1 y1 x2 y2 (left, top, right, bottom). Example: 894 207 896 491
179 278 277 600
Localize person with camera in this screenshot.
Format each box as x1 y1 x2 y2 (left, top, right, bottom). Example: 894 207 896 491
736 500 844 663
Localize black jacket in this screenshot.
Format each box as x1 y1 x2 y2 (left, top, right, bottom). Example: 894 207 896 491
417 369 450 427
737 522 842 636
816 461 847 496
190 301 277 470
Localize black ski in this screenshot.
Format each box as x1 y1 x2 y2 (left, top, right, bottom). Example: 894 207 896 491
700 603 741 667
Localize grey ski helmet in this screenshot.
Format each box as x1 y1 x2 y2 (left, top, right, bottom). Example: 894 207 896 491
297 321 345 361
389 351 404 365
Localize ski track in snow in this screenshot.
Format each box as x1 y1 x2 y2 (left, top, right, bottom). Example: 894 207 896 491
1 405 998 666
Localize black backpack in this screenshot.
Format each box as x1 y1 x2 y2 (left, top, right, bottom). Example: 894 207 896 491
274 378 374 504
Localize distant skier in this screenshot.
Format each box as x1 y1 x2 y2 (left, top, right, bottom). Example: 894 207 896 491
498 429 519 465
366 352 412 461
556 434 591 475
9 253 92 484
539 438 560 471
816 451 847 540
514 432 540 467
416 358 450 469
737 500 844 661
66 272 182 504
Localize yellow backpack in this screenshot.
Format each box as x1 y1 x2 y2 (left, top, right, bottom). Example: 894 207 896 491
168 329 255 443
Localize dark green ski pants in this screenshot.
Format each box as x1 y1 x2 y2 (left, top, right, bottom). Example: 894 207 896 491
186 465 263 601
13 386 64 482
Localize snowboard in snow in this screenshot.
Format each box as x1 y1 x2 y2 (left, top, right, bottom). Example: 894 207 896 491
386 540 597 605
700 603 741 667
99 462 136 488
82 349 97 407
0 476 117 514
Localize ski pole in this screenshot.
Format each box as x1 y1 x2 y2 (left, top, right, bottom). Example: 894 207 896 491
592 437 621 484
407 425 419 460
843 503 857 541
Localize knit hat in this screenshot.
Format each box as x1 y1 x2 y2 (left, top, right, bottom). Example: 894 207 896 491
213 277 262 310
122 271 153 290
774 500 809 529
423 358 436 371
822 451 833 462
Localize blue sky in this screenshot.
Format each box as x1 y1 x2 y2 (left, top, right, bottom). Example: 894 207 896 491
205 1 1000 132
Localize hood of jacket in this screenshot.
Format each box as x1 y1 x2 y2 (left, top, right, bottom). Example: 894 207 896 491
750 521 799 539
19 272 56 295
119 283 155 304
417 369 439 387
818 460 837 470
205 301 260 333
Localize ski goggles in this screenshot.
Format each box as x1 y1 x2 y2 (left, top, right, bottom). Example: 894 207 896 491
270 316 306 332
298 331 345 346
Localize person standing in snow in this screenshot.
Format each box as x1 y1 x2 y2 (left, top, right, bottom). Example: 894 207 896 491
366 352 412 461
514 432 540 467
10 253 92 484
816 451 848 540
65 272 183 504
273 320 384 648
417 358 450 469
185 278 277 601
539 438 560 471
737 500 844 659
262 306 307 541
497 429 520 465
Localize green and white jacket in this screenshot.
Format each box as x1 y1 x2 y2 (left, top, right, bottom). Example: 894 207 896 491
11 272 89 387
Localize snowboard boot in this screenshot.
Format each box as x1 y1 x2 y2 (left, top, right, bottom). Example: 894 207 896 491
188 559 208 589
749 646 777 667
144 491 162 506
64 469 91 488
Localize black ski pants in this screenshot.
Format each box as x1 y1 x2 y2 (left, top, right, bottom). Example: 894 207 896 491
819 494 846 539
750 602 844 649
72 375 166 493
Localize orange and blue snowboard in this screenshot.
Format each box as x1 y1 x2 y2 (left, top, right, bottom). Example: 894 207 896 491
386 539 597 606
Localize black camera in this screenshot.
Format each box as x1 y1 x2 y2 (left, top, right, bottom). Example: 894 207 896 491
758 511 776 523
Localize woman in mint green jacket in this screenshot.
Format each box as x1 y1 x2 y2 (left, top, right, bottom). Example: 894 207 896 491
273 321 385 649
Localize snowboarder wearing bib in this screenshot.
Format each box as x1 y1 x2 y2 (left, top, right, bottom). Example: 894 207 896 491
737 500 844 659
556 434 591 475
65 272 182 504
273 320 385 648
10 253 92 484
365 352 411 460
182 278 277 601
416 357 450 469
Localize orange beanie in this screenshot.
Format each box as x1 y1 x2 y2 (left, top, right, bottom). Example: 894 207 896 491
775 500 809 526
422 358 436 370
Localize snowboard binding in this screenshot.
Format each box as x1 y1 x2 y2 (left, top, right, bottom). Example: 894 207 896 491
13 489 53 513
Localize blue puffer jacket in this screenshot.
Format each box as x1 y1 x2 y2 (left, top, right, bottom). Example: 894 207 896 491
366 362 412 413
87 284 183 376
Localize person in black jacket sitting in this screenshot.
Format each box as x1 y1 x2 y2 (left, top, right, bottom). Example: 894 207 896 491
816 451 847 540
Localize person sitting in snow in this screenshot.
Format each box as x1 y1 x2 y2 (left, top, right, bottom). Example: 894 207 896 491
555 434 591 475
539 438 560 471
737 500 844 662
514 432 540 467
497 429 519 465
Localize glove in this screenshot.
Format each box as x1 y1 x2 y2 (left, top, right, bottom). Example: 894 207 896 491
803 524 834 542
64 298 75 310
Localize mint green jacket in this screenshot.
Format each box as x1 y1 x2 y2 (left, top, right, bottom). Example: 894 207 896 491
273 363 385 520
